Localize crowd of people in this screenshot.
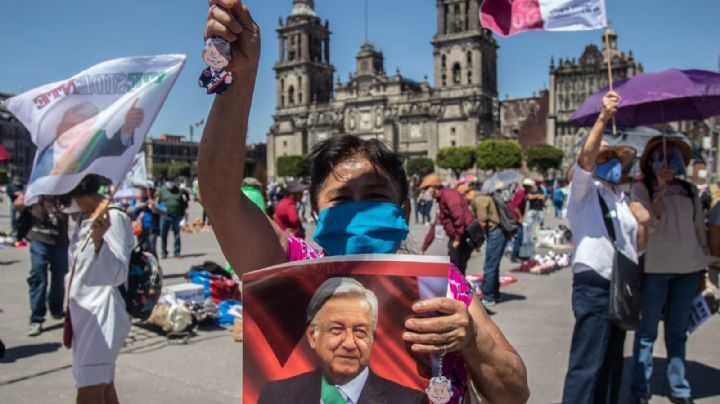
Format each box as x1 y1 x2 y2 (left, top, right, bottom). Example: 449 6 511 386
1 1 719 403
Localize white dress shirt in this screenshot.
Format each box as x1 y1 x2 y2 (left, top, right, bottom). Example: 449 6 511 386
321 367 369 404
567 163 639 280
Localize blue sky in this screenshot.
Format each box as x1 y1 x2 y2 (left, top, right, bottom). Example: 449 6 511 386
1 1 718 144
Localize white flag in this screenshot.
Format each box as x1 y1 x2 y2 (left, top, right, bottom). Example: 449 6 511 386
3 54 186 204
122 151 149 188
114 151 149 201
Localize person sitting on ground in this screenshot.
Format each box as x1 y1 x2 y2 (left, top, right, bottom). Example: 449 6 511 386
197 2 529 402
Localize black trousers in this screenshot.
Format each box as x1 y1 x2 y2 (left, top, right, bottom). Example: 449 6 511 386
562 270 626 404
448 237 473 275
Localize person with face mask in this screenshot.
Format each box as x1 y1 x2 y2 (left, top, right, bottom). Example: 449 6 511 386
629 137 705 404
561 91 650 404
197 2 529 403
56 174 133 404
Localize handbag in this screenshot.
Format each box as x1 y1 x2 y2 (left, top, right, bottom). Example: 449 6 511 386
464 220 485 249
598 192 643 331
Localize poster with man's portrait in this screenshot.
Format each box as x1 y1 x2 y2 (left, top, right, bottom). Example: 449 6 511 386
242 255 452 404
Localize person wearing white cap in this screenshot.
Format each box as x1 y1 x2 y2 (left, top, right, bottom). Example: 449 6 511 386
561 91 650 404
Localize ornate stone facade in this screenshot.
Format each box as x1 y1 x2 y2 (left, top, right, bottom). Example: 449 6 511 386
500 90 549 150
546 29 643 167
267 0 500 179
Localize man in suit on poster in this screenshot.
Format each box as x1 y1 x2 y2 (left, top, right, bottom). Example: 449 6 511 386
259 277 428 404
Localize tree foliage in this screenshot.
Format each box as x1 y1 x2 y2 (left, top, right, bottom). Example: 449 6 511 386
436 146 476 178
167 162 192 179
406 157 435 178
525 144 565 174
152 162 195 180
476 140 522 171
152 163 169 180
277 155 311 178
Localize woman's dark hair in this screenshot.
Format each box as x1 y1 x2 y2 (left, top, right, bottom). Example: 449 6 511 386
308 135 409 211
640 143 692 200
641 146 657 199
55 174 105 207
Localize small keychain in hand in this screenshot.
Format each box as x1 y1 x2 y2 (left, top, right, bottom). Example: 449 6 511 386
426 348 454 404
199 37 233 95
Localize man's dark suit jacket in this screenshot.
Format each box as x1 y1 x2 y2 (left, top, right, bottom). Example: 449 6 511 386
257 368 429 404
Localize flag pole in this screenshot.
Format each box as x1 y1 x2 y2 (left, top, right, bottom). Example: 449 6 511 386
604 27 617 135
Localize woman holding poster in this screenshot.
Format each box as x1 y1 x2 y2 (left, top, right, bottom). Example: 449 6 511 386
198 1 529 403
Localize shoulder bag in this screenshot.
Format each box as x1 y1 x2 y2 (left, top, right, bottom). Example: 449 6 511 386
598 192 643 331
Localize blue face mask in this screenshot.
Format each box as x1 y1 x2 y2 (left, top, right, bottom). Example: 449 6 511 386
595 158 622 184
313 201 410 256
652 145 687 178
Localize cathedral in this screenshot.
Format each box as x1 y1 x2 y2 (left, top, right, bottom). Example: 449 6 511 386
546 29 643 168
266 0 500 179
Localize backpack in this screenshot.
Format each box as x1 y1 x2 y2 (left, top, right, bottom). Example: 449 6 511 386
109 207 163 320
491 194 519 236
120 246 163 320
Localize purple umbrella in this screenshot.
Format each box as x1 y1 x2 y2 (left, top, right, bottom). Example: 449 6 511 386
569 69 720 127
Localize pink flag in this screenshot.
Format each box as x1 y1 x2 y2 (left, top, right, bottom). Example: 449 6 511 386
480 0 607 37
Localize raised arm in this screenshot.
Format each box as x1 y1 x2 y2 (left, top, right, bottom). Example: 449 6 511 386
578 91 619 172
198 0 286 276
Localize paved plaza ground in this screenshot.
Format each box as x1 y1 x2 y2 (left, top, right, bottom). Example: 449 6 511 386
1 202 718 403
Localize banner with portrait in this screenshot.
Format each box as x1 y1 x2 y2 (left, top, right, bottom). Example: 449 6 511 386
242 255 453 404
3 54 186 204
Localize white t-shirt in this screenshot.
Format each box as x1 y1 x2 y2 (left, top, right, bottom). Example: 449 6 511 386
567 163 639 280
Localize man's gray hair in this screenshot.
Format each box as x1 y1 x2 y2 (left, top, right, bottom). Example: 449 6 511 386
306 277 378 331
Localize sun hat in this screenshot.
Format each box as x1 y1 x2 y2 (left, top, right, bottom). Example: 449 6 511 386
639 136 691 172
597 140 636 170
